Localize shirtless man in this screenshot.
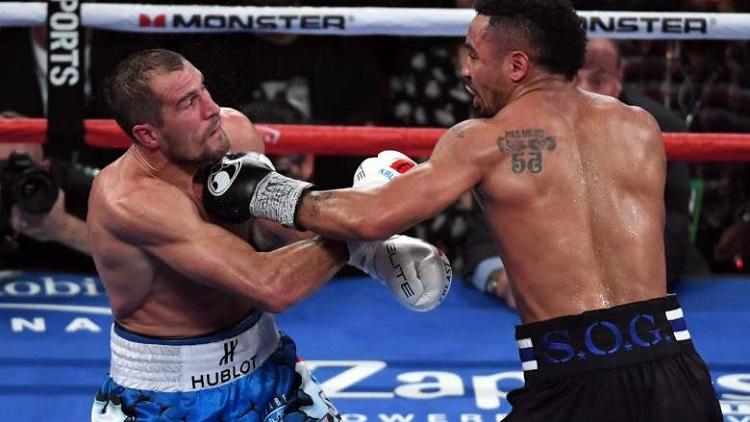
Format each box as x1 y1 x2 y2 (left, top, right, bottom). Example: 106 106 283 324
212 1 723 420
87 49 451 421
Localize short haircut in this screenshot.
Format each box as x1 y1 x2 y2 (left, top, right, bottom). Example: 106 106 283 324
106 49 186 139
474 0 587 80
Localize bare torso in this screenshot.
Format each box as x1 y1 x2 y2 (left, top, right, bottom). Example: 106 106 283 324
473 87 667 322
289 84 668 325
87 151 255 337
88 109 263 338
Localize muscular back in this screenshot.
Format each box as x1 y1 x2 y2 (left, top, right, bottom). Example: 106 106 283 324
474 88 667 322
285 86 666 323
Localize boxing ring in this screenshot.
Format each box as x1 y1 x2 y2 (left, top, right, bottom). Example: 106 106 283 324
1 3 750 421
0 272 748 421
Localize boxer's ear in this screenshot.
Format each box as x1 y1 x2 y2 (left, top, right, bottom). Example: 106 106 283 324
507 50 531 83
132 123 160 149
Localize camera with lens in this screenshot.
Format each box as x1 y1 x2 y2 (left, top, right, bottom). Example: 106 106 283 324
0 151 59 217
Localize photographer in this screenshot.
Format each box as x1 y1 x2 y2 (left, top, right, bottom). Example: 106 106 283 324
0 142 94 272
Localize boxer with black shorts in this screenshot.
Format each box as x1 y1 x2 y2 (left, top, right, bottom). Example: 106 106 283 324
230 1 723 420
87 49 451 421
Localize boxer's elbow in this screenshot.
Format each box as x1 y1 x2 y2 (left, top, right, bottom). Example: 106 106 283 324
241 270 297 313
255 266 304 314
252 285 295 314
259 296 293 314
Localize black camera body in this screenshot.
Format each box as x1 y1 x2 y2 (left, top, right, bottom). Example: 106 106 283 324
0 151 59 217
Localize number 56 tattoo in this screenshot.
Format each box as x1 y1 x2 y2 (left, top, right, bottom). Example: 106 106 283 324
496 129 556 174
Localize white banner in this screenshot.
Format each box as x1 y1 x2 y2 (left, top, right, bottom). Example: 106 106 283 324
0 2 45 27
0 3 749 39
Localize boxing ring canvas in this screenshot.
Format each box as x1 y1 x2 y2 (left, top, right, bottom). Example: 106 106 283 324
1 271 748 421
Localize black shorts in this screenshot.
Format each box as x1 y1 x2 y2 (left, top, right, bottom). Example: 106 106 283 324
506 295 723 422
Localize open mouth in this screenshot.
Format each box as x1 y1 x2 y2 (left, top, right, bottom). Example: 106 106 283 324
465 85 481 109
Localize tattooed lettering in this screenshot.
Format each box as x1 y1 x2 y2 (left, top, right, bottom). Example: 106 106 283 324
309 191 332 219
496 129 556 174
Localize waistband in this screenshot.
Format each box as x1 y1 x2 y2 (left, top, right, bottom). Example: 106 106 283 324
110 311 280 392
515 295 695 384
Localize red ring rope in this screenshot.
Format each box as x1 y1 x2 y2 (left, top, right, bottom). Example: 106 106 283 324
1 118 748 161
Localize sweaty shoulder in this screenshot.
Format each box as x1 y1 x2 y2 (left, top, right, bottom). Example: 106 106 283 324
91 166 198 245
580 93 666 186
220 107 265 153
436 118 499 164
588 91 660 136
624 103 662 145
580 91 663 147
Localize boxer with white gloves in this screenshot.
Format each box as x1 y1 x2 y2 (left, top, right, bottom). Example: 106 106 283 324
346 234 451 311
203 151 451 311
348 151 450 311
353 150 416 187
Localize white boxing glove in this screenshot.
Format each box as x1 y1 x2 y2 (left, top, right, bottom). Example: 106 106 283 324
347 235 452 311
353 150 416 187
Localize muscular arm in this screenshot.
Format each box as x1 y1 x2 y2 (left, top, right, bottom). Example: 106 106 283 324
251 219 315 251
107 181 346 313
295 123 483 240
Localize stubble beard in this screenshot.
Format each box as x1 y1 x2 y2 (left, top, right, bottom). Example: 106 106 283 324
474 103 492 118
167 128 230 167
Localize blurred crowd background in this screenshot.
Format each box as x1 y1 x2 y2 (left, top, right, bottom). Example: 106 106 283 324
1 0 750 299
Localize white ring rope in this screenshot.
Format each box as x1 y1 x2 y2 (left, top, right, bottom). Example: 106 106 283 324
1 2 749 39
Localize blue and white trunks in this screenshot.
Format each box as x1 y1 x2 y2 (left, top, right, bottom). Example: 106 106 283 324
91 311 340 421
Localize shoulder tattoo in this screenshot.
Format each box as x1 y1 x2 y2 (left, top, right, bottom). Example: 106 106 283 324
496 129 556 174
450 121 473 138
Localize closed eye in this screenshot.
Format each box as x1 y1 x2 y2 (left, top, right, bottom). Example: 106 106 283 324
465 44 479 61
177 83 207 109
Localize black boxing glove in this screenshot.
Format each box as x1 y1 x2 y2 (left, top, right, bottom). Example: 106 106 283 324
203 152 313 227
